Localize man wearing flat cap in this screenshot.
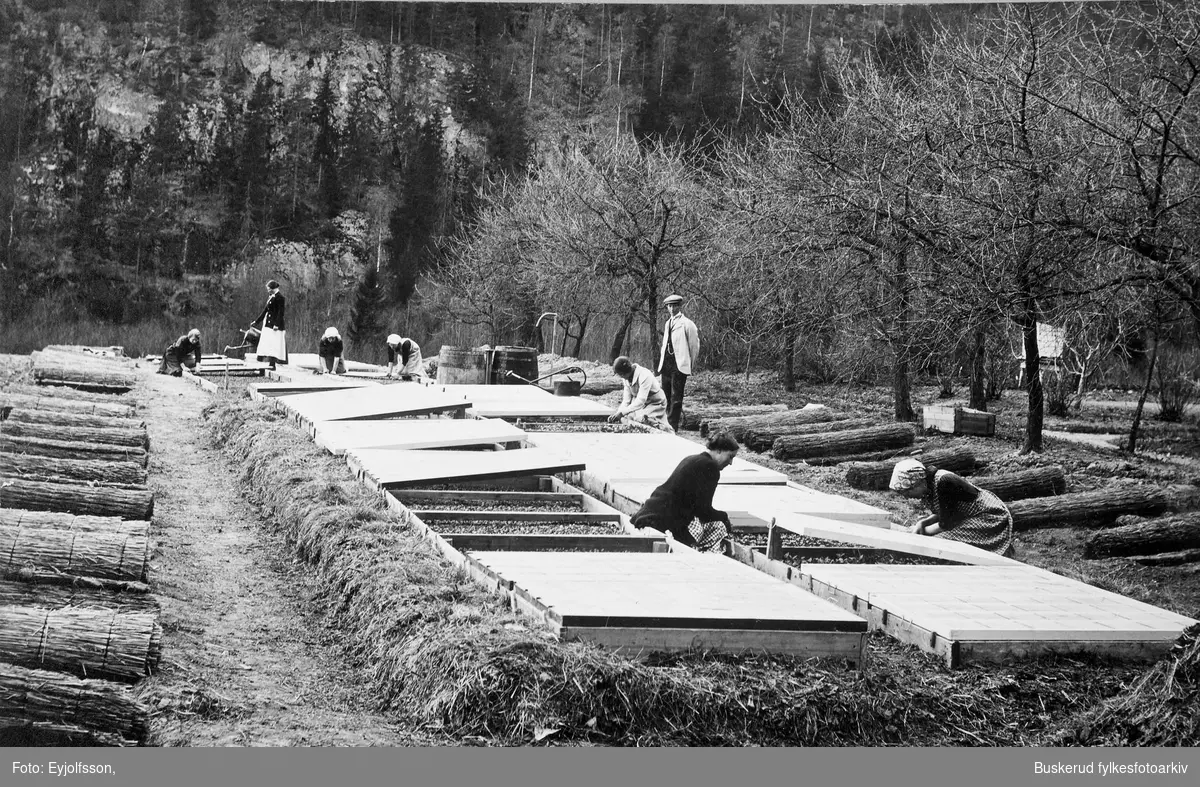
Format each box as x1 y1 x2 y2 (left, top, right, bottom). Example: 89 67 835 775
657 293 700 432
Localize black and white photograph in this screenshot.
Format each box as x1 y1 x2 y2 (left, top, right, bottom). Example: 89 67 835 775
0 0 1198 770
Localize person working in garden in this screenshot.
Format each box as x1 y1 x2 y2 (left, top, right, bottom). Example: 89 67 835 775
889 458 1015 557
657 293 700 433
316 326 345 375
607 355 671 431
157 328 202 376
630 432 739 553
385 334 425 378
252 279 287 370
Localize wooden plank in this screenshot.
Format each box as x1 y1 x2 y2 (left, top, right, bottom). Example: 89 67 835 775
345 447 585 490
313 418 528 455
446 534 664 551
394 490 585 507
276 384 472 423
802 564 1197 653
528 432 788 486
413 510 621 524
785 518 1020 567
248 378 376 399
560 626 865 661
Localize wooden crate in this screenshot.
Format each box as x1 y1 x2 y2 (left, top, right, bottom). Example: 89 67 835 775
923 405 995 437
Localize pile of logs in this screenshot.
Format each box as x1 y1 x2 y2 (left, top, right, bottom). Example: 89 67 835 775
0 347 153 743
974 466 1067 502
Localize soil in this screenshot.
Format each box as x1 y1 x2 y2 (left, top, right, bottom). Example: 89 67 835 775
105 364 447 746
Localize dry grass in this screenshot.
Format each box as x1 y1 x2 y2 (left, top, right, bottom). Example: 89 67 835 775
202 397 1181 746
1052 624 1200 746
0 663 147 745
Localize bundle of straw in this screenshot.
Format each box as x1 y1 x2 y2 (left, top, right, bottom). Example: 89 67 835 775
0 477 154 519
0 509 150 537
5 407 146 431
1 420 148 448
0 392 135 419
0 580 160 614
0 605 161 682
0 434 149 467
2 382 133 405
0 523 150 582
0 662 148 745
0 453 148 488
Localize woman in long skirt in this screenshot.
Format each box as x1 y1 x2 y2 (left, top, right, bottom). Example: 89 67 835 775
252 280 287 369
157 329 202 376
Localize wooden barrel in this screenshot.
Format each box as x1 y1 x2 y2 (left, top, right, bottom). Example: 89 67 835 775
436 347 489 385
489 346 539 385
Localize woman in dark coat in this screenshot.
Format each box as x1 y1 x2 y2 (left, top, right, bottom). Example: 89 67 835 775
317 326 345 374
630 432 739 553
252 279 287 369
889 458 1014 557
157 329 202 376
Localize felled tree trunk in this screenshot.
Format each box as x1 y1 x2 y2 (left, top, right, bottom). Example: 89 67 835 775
0 478 153 520
31 361 136 392
702 409 849 441
0 420 149 449
974 466 1066 502
744 418 877 453
1009 487 1172 531
773 424 916 462
0 435 148 467
1083 513 1200 559
4 407 145 431
0 454 147 488
843 447 977 491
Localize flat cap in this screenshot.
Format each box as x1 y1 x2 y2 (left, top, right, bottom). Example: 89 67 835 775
663 294 684 305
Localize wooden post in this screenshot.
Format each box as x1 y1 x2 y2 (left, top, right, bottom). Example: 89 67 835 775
765 517 782 561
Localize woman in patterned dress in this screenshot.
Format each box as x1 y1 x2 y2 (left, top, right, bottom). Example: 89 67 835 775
889 458 1014 557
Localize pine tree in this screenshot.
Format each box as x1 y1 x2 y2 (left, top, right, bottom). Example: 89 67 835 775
347 264 388 352
312 61 342 219
387 116 444 304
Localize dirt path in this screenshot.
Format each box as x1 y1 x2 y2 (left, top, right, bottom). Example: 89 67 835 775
132 366 439 746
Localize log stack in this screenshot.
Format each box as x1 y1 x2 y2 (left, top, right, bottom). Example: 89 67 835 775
772 423 917 462
701 408 850 442
843 447 977 491
1009 487 1173 531
1 420 149 448
682 403 788 432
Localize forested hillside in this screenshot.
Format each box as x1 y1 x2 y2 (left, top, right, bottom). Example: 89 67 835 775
1 1 1198 451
